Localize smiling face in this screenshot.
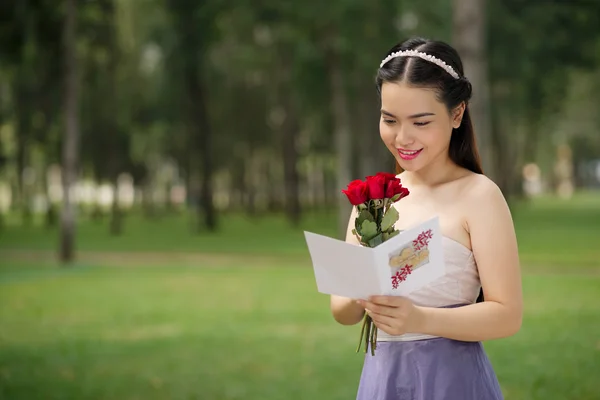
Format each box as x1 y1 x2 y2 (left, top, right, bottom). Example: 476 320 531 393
379 81 464 173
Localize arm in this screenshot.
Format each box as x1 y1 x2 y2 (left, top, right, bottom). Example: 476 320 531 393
362 178 522 341
414 179 523 341
330 206 366 325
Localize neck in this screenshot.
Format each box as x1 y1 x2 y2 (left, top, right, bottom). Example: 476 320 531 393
405 154 461 187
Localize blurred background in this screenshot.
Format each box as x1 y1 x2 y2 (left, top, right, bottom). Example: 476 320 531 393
1 0 599 399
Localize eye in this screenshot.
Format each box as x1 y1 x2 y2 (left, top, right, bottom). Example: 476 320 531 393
414 121 431 127
383 118 396 124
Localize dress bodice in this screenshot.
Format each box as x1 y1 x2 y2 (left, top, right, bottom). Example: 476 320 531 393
377 236 481 342
408 236 481 307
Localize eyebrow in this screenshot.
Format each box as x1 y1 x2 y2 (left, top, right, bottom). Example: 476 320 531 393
381 110 435 119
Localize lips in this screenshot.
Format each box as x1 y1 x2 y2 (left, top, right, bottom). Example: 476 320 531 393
397 148 423 161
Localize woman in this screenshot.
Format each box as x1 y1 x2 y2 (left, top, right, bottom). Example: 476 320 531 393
330 37 523 399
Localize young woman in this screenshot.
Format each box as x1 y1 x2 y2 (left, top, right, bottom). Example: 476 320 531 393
330 37 522 399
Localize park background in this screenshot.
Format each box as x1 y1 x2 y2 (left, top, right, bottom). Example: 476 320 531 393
1 0 600 399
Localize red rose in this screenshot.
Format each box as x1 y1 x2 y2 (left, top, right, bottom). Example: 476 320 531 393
385 179 410 200
376 172 397 184
342 179 368 205
366 174 386 199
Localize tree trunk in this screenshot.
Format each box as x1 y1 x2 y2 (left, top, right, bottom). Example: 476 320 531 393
105 0 125 235
281 112 301 225
490 96 523 203
355 80 390 177
265 158 279 214
15 84 32 226
110 181 123 235
45 169 58 228
142 176 156 219
326 44 353 239
166 2 218 231
184 63 216 232
452 0 495 181
230 159 246 211
60 0 79 264
241 146 258 216
275 55 301 226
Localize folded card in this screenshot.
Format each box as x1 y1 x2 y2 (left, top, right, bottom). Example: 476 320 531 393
303 216 445 299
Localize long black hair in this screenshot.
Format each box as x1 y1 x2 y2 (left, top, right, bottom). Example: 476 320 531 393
377 37 485 303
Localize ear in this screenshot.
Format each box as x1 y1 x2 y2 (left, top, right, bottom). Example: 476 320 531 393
451 102 466 129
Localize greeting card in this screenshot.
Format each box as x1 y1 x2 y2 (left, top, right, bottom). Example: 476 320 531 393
304 216 444 299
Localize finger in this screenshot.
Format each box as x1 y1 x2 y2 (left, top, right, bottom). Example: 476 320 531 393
368 312 406 336
369 317 398 335
369 295 405 306
364 302 396 318
367 311 398 327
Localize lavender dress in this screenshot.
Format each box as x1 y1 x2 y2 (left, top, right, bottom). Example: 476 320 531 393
356 238 504 400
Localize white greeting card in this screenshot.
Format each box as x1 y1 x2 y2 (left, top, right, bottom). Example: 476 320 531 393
303 216 445 299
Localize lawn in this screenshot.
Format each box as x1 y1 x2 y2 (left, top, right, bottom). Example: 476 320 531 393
0 192 599 399
1 192 600 268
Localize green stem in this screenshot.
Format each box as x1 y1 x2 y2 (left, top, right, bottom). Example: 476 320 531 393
356 313 368 353
374 324 378 346
370 321 377 356
356 313 380 355
364 317 371 354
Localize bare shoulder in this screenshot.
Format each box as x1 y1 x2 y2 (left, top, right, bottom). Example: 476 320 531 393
461 172 501 194
462 173 508 209
450 173 512 234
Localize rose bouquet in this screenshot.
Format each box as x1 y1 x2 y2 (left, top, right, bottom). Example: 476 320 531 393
341 172 410 355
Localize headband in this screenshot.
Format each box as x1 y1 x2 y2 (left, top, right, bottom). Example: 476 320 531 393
379 50 460 80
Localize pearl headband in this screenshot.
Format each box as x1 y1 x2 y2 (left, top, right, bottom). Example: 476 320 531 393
379 50 460 80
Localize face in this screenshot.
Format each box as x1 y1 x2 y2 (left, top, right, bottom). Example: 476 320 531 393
379 81 464 173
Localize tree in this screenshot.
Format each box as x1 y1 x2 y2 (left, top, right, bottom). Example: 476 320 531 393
60 0 80 263
452 0 494 181
166 0 218 232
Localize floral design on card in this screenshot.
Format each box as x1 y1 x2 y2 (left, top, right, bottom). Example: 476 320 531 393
388 229 433 289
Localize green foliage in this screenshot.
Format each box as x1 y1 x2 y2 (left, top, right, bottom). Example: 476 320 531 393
355 208 374 235
488 0 600 141
382 229 400 242
380 205 399 233
1 0 600 228
359 219 378 242
367 232 383 247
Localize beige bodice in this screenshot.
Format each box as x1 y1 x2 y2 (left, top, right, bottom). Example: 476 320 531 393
377 236 481 341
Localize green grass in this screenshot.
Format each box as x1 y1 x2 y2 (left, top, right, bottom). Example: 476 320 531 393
511 192 600 268
0 191 599 399
0 210 334 256
1 191 599 268
0 263 598 400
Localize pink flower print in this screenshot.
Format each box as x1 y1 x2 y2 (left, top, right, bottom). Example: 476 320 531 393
412 229 433 251
391 264 413 289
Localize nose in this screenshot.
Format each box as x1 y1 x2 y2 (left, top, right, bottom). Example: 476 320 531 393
395 124 415 147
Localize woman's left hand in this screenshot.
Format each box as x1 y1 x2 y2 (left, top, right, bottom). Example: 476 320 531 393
358 296 424 336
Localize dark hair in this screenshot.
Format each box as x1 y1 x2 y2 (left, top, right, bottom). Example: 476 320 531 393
376 37 484 177
378 38 485 303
